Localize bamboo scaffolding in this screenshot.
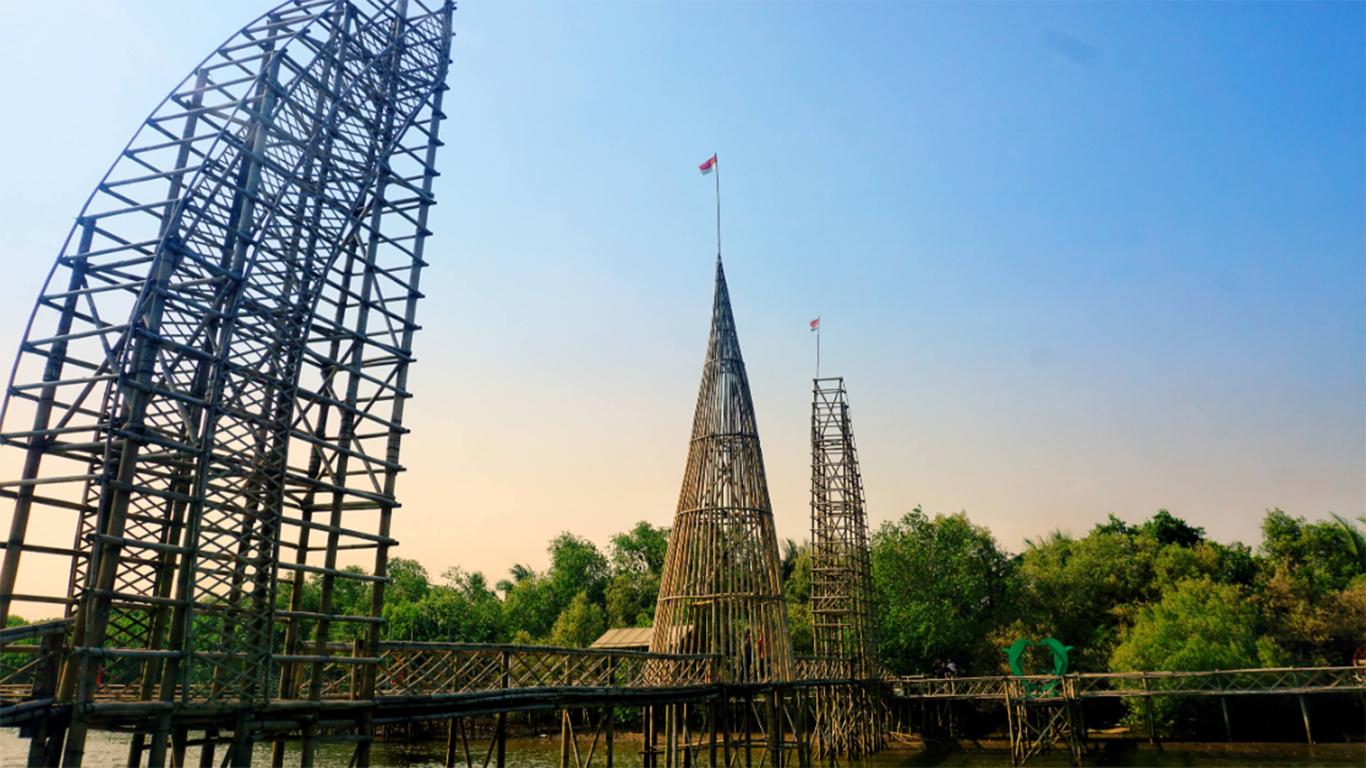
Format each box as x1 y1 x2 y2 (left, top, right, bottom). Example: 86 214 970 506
807 377 883 757
0 2 454 764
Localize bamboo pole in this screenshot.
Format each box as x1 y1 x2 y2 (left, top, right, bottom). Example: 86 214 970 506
1297 695 1313 745
767 690 781 768
605 705 615 768
445 719 457 768
561 709 571 768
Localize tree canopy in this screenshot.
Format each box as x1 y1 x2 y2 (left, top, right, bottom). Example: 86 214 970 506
44 508 1339 689
870 507 1013 675
243 508 1365 677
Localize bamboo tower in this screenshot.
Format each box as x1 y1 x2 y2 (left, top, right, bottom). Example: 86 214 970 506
810 377 883 757
649 258 794 684
810 377 876 673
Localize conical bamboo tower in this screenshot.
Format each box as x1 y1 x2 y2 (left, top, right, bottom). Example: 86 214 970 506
649 258 794 683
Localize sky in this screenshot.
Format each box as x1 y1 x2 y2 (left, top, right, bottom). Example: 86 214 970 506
0 1 1361 593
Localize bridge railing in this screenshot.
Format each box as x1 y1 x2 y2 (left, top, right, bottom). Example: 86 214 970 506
1071 666 1366 698
891 666 1366 701
0 619 71 706
17 621 1361 708
793 655 887 681
294 641 723 700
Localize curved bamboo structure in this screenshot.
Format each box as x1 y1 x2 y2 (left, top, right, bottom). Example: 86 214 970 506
649 258 793 684
0 1 453 763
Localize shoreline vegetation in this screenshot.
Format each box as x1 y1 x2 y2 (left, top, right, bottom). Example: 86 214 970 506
7 508 1363 739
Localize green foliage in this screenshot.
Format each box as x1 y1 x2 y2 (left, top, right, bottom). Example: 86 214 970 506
1328 512 1366 575
383 567 503 642
549 591 606 647
1010 509 1235 671
330 566 375 625
546 532 610 610
386 558 431 605
1111 578 1279 672
870 507 1013 675
497 533 609 643
1012 529 1149 670
1257 509 1364 664
780 539 803 583
1139 509 1205 548
605 571 660 628
500 570 558 640
1110 577 1284 733
2 615 32 676
603 521 669 628
783 545 813 654
496 563 534 596
1260 509 1359 593
610 522 669 576
239 507 1363 685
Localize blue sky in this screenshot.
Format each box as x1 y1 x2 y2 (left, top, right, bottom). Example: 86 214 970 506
0 2 1361 583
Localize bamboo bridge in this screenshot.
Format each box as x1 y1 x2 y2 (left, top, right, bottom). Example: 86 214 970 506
888 666 1366 764
3 618 884 767
5 619 1361 767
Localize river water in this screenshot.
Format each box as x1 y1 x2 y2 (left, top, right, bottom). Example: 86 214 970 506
2 730 1363 766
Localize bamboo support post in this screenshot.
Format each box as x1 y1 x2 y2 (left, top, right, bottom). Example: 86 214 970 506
199 729 217 768
708 698 718 768
666 704 676 768
1141 673 1157 746
605 705 615 768
744 701 752 768
1297 695 1312 745
767 690 781 768
445 719 458 768
562 709 572 768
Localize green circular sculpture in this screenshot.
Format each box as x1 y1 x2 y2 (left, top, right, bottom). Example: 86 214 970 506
1004 637 1072 698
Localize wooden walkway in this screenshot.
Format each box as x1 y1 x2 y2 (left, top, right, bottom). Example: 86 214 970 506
6 619 1362 767
890 666 1366 701
1 620 879 767
889 666 1365 765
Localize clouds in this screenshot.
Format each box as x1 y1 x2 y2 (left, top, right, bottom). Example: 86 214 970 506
1045 29 1101 67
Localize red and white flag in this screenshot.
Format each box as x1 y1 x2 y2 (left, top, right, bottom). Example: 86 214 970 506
698 153 717 175
809 317 820 332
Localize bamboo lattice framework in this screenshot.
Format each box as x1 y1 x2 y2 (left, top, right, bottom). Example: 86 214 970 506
809 377 876 674
0 0 453 762
649 258 794 684
808 377 882 757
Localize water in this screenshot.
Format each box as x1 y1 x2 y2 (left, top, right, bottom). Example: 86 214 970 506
3 730 1362 767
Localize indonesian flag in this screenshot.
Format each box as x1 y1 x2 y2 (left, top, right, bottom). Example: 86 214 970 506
698 153 717 175
810 317 820 332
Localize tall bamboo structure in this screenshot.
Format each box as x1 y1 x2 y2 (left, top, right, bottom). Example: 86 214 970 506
809 377 882 756
809 378 875 671
649 258 794 684
0 1 453 763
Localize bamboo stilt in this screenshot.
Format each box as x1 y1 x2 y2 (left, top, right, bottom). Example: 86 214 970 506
1297 695 1312 745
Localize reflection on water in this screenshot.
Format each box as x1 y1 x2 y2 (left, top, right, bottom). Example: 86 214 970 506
2 730 1363 767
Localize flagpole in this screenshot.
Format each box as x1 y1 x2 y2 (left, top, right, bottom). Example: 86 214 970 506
808 317 819 377
714 155 721 261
